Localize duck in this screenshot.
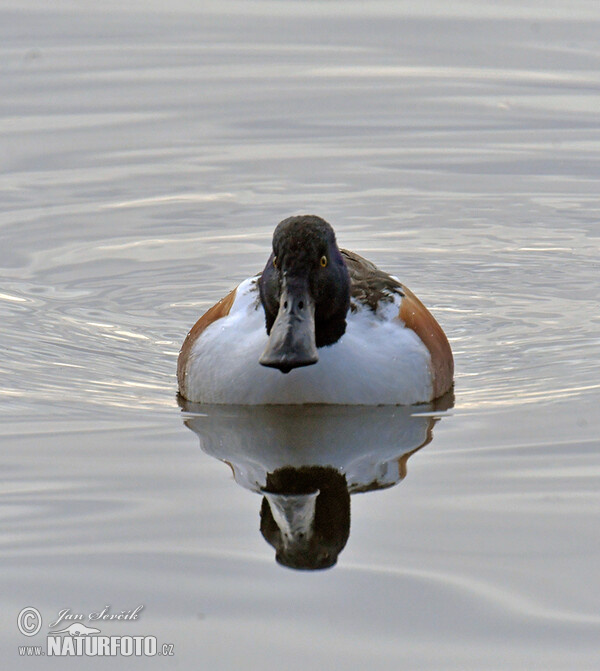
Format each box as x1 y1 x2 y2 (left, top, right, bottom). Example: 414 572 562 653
177 215 453 405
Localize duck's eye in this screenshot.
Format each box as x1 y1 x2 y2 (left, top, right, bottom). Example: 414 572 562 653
273 256 278 268
320 255 328 268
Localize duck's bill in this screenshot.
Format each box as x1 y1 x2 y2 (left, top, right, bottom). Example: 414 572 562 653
261 489 320 545
259 278 318 373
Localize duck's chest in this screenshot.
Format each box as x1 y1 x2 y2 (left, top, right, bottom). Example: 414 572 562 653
185 279 433 405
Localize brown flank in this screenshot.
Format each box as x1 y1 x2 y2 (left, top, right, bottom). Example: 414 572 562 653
399 285 454 399
177 287 237 395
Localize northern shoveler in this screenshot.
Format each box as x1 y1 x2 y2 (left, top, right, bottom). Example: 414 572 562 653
177 215 453 404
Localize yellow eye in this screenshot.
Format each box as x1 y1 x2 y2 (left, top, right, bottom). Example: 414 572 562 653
320 255 328 267
273 256 278 268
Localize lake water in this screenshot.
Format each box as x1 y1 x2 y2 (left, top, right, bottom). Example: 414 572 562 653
2 1 599 668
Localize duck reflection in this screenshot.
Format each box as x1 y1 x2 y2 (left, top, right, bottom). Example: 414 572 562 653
261 465 349 570
180 396 453 570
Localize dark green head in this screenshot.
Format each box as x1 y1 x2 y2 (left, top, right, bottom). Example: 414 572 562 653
258 215 351 373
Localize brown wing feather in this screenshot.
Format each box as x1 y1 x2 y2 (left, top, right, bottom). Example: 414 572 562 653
341 249 403 311
177 287 237 394
399 285 454 398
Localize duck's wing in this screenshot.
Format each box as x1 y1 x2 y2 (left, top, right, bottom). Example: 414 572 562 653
341 249 404 312
398 283 454 398
341 249 453 399
177 286 238 394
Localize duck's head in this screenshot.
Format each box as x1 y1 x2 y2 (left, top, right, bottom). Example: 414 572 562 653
258 215 350 373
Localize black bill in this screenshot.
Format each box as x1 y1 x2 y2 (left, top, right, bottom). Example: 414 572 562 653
259 276 318 373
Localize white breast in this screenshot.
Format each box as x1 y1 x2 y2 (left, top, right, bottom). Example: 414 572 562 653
183 278 433 405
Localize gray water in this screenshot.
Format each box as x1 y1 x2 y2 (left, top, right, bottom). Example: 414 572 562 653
2 2 599 668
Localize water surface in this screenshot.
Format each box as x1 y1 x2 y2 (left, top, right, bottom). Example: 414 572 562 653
1 2 599 668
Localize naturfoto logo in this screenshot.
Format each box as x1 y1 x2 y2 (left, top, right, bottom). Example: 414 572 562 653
17 605 175 658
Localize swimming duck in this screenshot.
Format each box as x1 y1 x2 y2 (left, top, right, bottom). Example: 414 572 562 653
177 215 453 404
